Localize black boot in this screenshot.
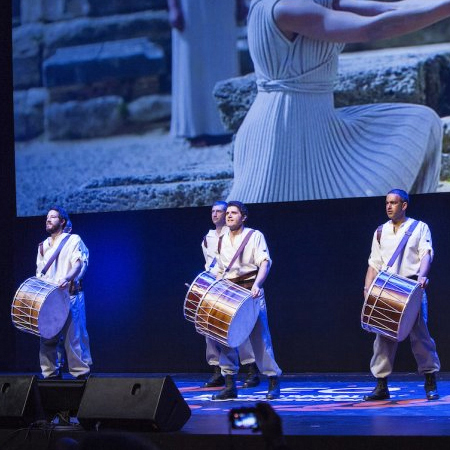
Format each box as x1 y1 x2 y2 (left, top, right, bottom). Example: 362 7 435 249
266 376 280 400
243 362 260 388
364 377 390 401
212 375 238 401
425 372 439 400
204 366 225 388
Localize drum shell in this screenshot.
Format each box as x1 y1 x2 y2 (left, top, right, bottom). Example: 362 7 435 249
195 279 258 348
361 271 422 342
11 277 70 339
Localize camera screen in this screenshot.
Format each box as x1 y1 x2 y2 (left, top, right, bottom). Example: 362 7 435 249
230 409 259 430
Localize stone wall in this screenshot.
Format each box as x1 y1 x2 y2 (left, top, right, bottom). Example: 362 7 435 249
13 0 172 141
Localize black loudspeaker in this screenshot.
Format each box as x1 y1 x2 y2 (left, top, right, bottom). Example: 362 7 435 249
77 376 191 432
0 375 45 427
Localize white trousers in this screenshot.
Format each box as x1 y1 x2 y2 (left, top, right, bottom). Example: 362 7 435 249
206 336 256 367
370 292 440 378
40 292 91 377
217 292 282 377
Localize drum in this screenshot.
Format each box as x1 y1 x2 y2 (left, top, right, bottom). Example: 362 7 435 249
195 279 259 348
361 271 423 342
184 271 216 322
11 277 70 339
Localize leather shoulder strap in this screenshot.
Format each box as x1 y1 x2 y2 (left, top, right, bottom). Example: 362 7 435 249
40 234 71 276
376 225 383 245
224 229 255 274
386 220 419 269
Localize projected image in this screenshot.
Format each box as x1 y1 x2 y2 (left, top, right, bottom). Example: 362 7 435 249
13 0 450 217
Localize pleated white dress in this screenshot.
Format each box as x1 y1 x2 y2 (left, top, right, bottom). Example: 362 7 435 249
227 0 443 202
170 0 239 139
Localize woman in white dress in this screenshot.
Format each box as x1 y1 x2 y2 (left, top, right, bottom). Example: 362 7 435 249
167 0 247 147
228 0 450 202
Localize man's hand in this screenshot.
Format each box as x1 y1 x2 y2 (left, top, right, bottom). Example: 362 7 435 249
58 278 70 289
251 283 262 298
418 276 429 289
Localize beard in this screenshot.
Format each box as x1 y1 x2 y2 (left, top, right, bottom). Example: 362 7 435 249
46 223 62 235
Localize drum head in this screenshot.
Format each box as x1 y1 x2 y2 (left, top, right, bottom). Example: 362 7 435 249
38 288 70 339
226 297 259 348
396 284 422 342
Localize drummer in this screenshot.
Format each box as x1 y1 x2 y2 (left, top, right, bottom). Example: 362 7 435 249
201 201 260 389
37 206 91 380
211 201 282 401
363 189 440 401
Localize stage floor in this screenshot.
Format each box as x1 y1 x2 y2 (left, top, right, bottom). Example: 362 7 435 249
177 372 450 436
2 372 450 450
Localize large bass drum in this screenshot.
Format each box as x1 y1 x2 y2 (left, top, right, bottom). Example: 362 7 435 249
184 271 216 322
194 278 259 348
361 271 422 342
11 277 70 339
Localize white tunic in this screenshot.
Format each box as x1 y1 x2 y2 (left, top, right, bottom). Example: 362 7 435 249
36 233 85 282
368 218 433 278
201 226 229 274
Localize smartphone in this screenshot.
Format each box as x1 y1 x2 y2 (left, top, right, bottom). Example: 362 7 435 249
229 407 260 430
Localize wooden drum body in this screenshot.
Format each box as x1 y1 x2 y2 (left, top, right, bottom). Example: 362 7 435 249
184 272 259 347
11 277 70 339
361 271 422 342
195 279 258 348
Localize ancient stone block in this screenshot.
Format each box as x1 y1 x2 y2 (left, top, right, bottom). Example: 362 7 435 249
14 88 47 141
46 95 124 140
127 94 171 123
20 0 90 24
43 10 170 59
38 172 233 213
43 38 165 88
48 76 160 103
87 0 166 17
12 23 44 89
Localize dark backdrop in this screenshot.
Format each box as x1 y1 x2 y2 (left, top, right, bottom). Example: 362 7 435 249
0 0 16 372
4 194 450 374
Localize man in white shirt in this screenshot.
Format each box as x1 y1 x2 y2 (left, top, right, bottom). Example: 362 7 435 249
211 201 282 400
37 206 91 380
201 201 260 388
363 189 440 401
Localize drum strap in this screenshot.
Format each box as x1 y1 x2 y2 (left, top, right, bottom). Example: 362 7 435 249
40 234 71 275
224 229 255 275
376 225 383 245
386 220 419 269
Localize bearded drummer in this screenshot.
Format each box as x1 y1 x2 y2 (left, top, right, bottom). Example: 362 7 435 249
211 201 282 401
201 201 260 389
363 189 440 401
37 206 91 380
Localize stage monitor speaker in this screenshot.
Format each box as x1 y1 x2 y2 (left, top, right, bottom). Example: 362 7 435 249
38 379 86 417
77 375 191 432
0 375 45 427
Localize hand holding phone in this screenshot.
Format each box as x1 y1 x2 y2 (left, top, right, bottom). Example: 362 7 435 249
229 407 260 430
